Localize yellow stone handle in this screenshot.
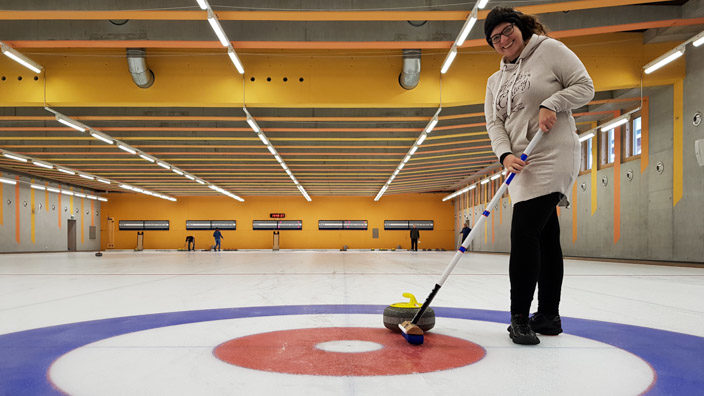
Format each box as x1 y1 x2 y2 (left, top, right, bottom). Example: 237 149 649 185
390 292 421 308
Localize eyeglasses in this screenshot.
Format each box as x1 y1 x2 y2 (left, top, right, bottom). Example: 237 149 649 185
490 24 515 44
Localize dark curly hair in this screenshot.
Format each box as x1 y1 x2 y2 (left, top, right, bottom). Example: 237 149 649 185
484 7 548 48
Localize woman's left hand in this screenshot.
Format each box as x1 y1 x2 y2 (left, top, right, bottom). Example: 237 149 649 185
539 107 557 133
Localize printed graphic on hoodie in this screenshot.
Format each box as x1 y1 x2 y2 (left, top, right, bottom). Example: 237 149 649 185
495 71 530 119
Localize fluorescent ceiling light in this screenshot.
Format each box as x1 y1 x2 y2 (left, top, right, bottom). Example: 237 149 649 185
75 193 86 198
118 145 136 155
258 134 270 146
47 187 60 193
694 34 704 47
139 154 155 163
274 155 282 163
119 184 133 190
267 145 277 155
3 152 28 162
227 46 245 74
96 178 110 184
480 178 490 184
469 184 477 190
196 179 205 185
79 174 94 180
56 116 86 132
30 184 46 191
402 155 410 164
579 132 595 142
491 174 501 180
207 11 230 47
57 168 75 175
172 169 184 175
248 118 261 133
61 190 74 196
185 174 195 180
0 177 17 185
86 195 97 200
409 146 418 155
90 132 113 144
33 160 53 169
644 48 684 74
397 162 405 171
0 43 43 73
455 9 478 47
477 0 490 8
98 197 108 202
417 134 427 146
425 118 439 133
157 161 170 169
441 47 458 74
195 0 208 10
600 117 629 132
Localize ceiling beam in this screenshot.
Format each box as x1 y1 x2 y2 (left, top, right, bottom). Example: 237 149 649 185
0 0 671 21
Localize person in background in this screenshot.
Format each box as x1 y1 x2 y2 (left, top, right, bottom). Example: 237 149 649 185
213 228 224 251
483 6 594 345
409 224 420 251
185 235 195 251
459 221 472 251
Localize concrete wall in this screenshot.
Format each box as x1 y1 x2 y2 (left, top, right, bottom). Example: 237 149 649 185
456 49 704 263
0 170 101 253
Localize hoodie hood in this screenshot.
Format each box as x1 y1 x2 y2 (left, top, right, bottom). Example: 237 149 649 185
499 34 548 68
491 35 550 121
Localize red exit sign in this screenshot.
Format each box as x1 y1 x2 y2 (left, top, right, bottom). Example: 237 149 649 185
270 213 286 218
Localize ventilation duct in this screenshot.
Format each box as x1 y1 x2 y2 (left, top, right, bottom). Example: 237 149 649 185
399 49 421 90
126 48 154 88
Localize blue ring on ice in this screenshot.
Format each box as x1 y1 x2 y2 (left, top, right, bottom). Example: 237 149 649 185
0 305 702 395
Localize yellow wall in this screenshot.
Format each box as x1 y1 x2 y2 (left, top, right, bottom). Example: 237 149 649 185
100 193 454 250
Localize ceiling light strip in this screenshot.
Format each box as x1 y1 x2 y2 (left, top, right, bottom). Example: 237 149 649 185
43 107 241 202
196 1 245 74
374 107 441 201
643 29 704 74
441 1 486 74
0 147 178 202
0 41 43 73
243 106 310 201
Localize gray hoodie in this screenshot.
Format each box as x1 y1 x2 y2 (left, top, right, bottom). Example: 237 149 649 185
484 35 594 206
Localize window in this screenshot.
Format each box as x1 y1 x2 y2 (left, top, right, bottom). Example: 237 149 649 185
580 138 593 172
632 117 642 156
607 128 615 164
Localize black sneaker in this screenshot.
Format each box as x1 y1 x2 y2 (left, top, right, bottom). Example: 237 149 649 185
507 314 540 345
529 312 563 335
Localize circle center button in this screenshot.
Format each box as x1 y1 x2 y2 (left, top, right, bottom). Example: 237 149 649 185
315 340 384 353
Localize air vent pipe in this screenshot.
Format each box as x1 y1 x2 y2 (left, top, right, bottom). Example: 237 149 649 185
126 48 154 88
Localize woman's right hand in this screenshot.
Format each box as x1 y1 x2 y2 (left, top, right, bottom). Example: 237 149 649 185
503 154 527 174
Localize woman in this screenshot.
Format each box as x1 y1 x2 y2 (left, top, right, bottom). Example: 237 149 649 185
483 7 594 345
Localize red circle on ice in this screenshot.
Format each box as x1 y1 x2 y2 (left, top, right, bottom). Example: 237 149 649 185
213 327 485 376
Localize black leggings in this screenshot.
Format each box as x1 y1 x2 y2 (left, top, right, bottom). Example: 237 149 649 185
510 192 563 317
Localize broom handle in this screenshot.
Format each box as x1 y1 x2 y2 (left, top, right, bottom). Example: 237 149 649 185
411 129 544 324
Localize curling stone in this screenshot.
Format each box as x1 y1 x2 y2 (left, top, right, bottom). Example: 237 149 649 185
95 252 103 257
383 292 435 333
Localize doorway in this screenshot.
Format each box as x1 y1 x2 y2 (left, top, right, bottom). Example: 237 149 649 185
67 219 77 251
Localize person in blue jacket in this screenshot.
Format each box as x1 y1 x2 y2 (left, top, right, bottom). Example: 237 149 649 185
459 222 472 250
213 228 224 251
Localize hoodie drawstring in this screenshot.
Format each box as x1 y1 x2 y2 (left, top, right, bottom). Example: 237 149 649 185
506 58 522 119
492 58 523 122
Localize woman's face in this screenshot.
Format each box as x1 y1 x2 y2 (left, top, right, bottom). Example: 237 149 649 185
490 22 525 62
